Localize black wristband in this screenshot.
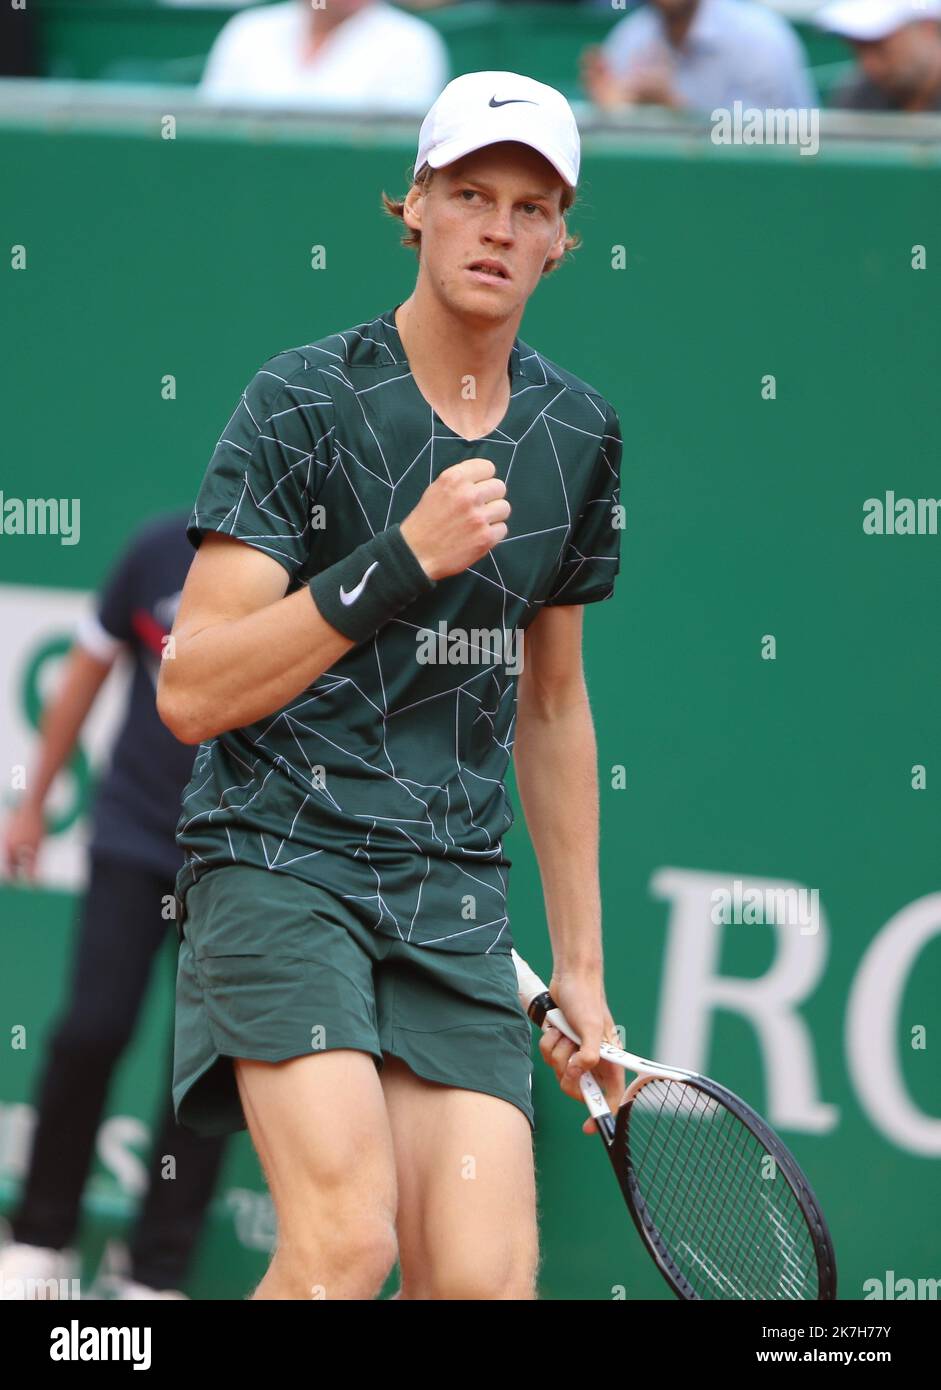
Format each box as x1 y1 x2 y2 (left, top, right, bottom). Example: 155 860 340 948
308 523 436 644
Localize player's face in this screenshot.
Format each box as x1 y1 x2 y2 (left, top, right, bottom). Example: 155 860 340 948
408 142 568 323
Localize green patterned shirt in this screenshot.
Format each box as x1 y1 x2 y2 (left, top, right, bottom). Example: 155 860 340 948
175 305 622 952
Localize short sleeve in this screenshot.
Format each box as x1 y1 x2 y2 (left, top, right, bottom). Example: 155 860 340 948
544 402 622 607
95 534 142 643
188 362 331 582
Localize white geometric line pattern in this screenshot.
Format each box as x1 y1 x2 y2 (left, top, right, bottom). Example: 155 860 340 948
175 306 622 953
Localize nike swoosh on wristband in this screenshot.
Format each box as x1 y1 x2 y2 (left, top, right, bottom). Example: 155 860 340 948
339 561 380 605
489 96 538 108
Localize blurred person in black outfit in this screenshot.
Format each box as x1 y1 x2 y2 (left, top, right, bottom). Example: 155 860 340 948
1 513 228 1299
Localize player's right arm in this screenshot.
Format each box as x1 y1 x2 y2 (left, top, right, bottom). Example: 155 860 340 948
157 458 509 745
157 532 355 745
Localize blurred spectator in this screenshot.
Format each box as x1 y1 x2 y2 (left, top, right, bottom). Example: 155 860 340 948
0 513 226 1301
816 0 941 109
582 0 817 112
200 0 449 111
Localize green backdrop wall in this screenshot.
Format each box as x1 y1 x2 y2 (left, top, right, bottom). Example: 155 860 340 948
1 93 939 1299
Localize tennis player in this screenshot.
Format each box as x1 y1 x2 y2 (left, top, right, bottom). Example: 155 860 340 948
158 70 625 1300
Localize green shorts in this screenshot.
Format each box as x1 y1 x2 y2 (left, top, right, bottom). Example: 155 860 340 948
172 864 535 1137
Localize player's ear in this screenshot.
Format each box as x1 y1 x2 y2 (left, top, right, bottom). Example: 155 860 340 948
402 183 425 236
547 212 567 266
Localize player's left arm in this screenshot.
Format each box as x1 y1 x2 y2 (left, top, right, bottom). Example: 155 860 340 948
514 604 624 1125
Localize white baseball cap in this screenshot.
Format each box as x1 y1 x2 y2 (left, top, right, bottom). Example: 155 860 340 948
816 0 941 39
416 71 580 189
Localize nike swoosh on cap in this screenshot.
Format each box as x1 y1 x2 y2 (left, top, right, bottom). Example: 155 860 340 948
489 96 538 108
339 560 379 606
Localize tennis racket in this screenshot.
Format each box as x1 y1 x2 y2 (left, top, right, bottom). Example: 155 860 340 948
512 949 837 1301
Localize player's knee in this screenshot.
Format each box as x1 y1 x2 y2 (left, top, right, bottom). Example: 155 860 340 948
283 1214 398 1299
326 1217 399 1297
419 1249 539 1301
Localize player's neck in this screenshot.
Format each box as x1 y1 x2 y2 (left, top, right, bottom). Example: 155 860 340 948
394 290 521 439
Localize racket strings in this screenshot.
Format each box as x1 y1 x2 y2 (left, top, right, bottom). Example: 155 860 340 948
635 1090 811 1299
625 1079 818 1299
650 1093 767 1294
633 1083 815 1299
647 1090 814 1300
638 1087 769 1297
679 1101 802 1296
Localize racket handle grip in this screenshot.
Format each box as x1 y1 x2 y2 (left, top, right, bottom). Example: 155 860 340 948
579 1071 612 1120
512 949 586 1046
511 949 549 1013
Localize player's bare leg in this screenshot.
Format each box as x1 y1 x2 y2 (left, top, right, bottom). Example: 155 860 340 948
234 1050 398 1300
379 1055 539 1300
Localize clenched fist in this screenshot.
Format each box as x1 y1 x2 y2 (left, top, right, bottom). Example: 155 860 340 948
400 458 510 582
